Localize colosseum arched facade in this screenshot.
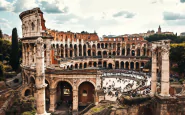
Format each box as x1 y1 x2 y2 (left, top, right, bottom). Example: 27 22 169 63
19 8 151 113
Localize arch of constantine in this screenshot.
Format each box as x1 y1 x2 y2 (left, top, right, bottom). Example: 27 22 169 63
19 8 185 115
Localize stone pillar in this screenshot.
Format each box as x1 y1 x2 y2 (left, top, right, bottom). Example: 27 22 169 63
26 45 29 66
22 44 25 65
73 90 78 112
35 37 49 115
34 46 36 65
49 88 57 112
160 43 170 97
151 51 157 96
46 40 51 67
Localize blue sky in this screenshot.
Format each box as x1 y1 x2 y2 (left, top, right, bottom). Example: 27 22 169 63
0 0 185 37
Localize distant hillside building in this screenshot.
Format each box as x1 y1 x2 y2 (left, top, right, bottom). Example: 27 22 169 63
180 32 185 37
3 34 11 42
140 25 174 38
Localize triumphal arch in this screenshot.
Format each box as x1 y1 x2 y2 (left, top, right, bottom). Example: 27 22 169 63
19 8 155 114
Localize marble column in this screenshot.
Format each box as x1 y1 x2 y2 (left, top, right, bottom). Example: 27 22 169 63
35 37 49 115
49 88 57 112
151 51 157 96
160 43 170 97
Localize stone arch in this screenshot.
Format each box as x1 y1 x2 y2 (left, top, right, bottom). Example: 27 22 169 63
131 50 135 56
53 79 73 89
22 86 31 97
77 80 96 89
121 61 124 69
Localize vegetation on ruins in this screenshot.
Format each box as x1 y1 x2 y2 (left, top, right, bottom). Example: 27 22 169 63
0 62 5 81
146 34 185 78
145 34 185 43
10 28 20 71
170 43 185 77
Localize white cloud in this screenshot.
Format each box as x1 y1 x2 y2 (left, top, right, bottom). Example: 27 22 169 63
1 0 185 36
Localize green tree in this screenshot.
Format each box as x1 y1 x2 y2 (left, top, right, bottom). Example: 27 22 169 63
10 28 19 71
170 46 185 76
0 62 4 81
0 29 3 39
145 34 185 43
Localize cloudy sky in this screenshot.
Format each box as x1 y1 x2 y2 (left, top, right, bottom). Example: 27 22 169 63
0 0 185 37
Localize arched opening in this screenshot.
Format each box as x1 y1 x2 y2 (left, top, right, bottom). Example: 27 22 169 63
127 48 130 56
137 49 140 56
30 77 35 96
126 62 129 69
79 44 82 56
13 78 19 83
105 43 108 48
78 81 95 107
88 49 91 56
141 62 145 67
61 44 64 58
92 50 96 56
93 62 97 67
131 50 135 56
143 48 146 56
45 80 50 107
70 65 73 69
75 64 78 69
79 63 83 69
70 50 72 57
98 61 102 68
101 43 104 48
130 62 134 70
24 89 31 96
84 63 87 68
56 81 73 108
97 43 100 48
31 22 35 30
121 61 124 69
83 45 86 56
115 61 119 69
122 49 125 56
138 107 153 115
103 61 107 68
98 51 101 56
89 62 92 67
113 51 116 56
65 44 68 58
136 62 139 70
108 63 113 69
103 51 107 57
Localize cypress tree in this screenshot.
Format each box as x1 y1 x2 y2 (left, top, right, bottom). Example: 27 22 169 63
10 28 19 71
0 29 3 39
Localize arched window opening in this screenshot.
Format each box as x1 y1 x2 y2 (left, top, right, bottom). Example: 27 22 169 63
83 90 87 96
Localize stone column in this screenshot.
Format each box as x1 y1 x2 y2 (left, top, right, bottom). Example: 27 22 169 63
22 44 25 65
26 45 29 66
73 90 78 112
151 51 157 96
160 43 170 97
49 88 57 112
35 37 49 115
46 40 51 67
34 46 36 65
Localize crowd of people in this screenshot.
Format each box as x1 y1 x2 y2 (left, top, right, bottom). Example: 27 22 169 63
102 70 151 100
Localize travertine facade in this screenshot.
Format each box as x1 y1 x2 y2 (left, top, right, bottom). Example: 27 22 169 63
19 8 152 114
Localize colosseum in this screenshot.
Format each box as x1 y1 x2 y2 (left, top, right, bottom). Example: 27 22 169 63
19 8 154 114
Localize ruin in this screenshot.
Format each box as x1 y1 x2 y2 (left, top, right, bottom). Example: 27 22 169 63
19 8 185 115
